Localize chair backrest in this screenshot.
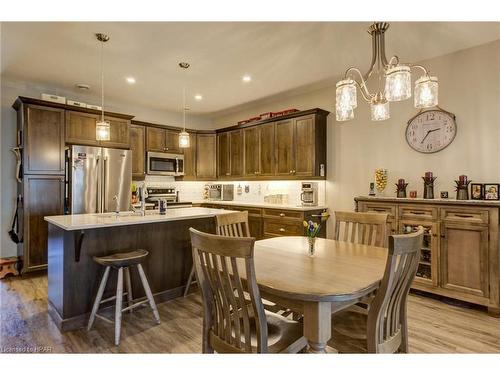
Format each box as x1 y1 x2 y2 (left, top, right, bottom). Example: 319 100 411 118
367 227 424 353
334 211 389 247
189 228 267 353
216 211 251 238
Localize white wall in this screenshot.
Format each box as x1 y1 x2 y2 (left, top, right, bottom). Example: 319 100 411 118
211 40 500 236
0 77 212 257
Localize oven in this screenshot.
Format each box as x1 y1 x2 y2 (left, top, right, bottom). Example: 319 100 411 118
146 152 184 176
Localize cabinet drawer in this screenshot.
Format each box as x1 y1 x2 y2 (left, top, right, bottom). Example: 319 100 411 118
441 207 489 224
263 209 303 221
231 206 262 217
399 205 438 221
263 219 304 236
359 202 396 219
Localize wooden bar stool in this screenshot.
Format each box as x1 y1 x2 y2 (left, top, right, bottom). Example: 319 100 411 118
87 249 160 346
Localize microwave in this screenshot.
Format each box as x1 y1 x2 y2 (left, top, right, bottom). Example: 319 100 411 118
147 152 184 176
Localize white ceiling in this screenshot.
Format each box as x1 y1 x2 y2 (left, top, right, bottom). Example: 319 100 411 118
2 22 500 116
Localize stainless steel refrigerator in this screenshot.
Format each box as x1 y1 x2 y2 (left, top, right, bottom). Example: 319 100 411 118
67 145 132 214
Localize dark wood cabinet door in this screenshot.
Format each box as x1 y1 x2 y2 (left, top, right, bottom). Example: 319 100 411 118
294 115 315 176
230 130 244 177
259 123 275 176
440 222 489 298
130 124 145 178
248 216 263 240
24 105 65 175
101 116 130 149
23 175 65 272
197 134 217 179
165 129 180 153
146 127 166 152
182 132 197 179
274 119 295 176
217 132 230 177
244 127 260 177
65 111 100 147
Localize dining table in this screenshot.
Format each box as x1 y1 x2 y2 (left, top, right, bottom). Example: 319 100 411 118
251 236 388 353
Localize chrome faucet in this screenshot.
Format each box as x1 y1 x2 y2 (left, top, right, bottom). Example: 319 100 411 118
131 187 146 216
113 195 119 214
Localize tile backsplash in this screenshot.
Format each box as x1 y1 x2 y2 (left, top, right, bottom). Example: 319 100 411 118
134 176 326 206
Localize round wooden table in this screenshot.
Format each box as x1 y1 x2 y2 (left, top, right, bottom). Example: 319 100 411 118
251 236 388 353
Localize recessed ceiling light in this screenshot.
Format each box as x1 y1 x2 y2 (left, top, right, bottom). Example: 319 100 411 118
242 75 252 82
126 77 136 84
194 94 203 101
75 83 91 90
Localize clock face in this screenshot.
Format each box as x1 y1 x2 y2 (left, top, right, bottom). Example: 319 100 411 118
406 110 457 153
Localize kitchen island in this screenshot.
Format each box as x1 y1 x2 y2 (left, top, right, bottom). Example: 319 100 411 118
44 207 229 331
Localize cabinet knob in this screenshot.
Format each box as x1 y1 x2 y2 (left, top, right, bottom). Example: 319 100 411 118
279 228 286 232
226 173 230 176
289 170 293 174
279 213 285 217
293 170 296 174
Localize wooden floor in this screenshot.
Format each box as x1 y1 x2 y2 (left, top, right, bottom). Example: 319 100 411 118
1 273 500 353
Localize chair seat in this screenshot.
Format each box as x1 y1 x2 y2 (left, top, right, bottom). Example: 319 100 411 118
94 249 149 268
216 310 306 353
328 308 369 353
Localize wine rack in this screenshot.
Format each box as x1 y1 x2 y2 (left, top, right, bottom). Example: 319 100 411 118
400 221 438 286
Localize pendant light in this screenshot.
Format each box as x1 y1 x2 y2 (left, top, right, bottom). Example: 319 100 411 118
178 62 190 149
95 33 110 141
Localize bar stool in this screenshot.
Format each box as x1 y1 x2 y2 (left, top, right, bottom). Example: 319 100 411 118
87 249 160 346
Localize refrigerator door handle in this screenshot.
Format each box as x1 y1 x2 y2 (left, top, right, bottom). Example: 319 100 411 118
103 155 108 212
96 155 101 213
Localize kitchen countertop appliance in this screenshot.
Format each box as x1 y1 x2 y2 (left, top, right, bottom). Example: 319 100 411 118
208 184 234 201
67 145 132 214
300 182 318 206
144 186 192 209
147 151 184 176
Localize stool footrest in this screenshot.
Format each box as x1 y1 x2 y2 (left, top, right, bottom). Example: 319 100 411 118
95 313 114 325
122 298 148 313
100 292 129 305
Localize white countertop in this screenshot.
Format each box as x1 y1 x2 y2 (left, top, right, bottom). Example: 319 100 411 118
45 207 232 231
193 200 328 211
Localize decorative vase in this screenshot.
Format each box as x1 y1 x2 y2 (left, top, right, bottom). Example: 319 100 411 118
422 176 437 199
308 237 316 257
375 169 388 195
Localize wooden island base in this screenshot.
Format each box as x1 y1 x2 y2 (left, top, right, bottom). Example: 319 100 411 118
47 217 215 332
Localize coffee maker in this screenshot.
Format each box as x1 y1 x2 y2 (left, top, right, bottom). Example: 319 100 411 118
300 182 318 206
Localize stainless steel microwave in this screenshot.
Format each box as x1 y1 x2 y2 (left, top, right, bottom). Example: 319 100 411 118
147 152 184 176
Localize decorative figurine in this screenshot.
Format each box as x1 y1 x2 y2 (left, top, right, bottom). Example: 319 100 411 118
409 190 418 198
440 191 449 199
395 178 408 198
369 182 376 196
422 171 437 199
455 175 471 200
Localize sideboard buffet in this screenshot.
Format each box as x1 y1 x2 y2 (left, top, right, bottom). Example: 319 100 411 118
355 196 500 316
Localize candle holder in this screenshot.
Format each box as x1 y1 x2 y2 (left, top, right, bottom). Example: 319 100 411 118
422 176 437 199
395 180 408 198
455 180 471 200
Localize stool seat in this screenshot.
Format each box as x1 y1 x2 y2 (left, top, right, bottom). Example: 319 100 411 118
93 249 148 267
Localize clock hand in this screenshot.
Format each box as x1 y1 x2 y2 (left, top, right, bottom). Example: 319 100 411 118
420 128 440 144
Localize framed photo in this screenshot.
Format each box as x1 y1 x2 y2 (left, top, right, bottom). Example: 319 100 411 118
471 183 484 200
483 184 500 200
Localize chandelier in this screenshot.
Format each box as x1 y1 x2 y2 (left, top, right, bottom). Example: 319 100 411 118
336 22 439 122
95 33 111 141
178 62 190 148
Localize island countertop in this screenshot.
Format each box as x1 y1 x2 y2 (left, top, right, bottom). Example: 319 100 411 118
44 207 232 231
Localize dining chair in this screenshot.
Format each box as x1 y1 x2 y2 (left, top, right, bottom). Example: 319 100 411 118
334 211 389 248
329 226 424 353
189 228 308 353
184 211 250 297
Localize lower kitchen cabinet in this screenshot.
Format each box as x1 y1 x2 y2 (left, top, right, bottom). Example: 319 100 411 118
356 196 500 315
22 175 65 272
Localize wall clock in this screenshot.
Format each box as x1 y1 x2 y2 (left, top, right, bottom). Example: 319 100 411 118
405 108 457 153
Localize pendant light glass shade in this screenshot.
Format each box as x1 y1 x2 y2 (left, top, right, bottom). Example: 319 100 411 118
385 65 411 102
96 120 110 141
371 96 390 121
414 75 438 108
336 106 354 122
336 79 357 109
179 130 190 148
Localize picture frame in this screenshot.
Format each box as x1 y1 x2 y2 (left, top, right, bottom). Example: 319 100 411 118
483 183 500 201
471 183 484 200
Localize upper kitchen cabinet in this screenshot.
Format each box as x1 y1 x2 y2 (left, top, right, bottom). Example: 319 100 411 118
130 123 146 179
100 116 130 149
217 132 230 177
196 133 217 180
244 122 275 177
16 104 65 175
146 126 181 153
275 118 295 177
182 132 197 180
218 130 243 178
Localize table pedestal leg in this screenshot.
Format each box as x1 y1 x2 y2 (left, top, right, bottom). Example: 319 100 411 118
303 301 332 353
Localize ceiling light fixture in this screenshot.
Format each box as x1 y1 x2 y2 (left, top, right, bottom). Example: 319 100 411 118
126 77 136 84
336 22 439 122
194 94 203 101
178 62 190 149
95 33 110 141
242 75 251 82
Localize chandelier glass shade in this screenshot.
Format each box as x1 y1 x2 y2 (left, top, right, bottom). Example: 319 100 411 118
335 22 439 122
